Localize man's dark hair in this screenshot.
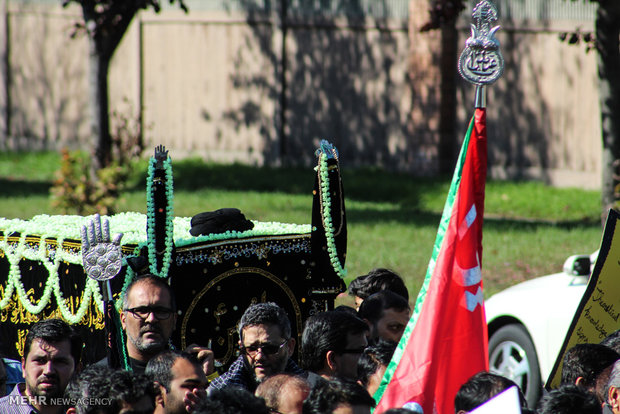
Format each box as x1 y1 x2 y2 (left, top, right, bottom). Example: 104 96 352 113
302 378 376 414
122 274 177 311
24 318 83 364
146 350 200 391
255 373 309 412
602 330 620 353
537 384 600 414
106 369 158 412
195 386 270 414
301 310 368 372
561 343 619 388
64 365 116 414
454 371 526 412
357 340 397 387
358 290 410 325
65 366 156 414
348 268 409 302
238 302 291 340
333 305 359 317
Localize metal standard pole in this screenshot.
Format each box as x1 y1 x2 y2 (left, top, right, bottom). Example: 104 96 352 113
475 85 486 109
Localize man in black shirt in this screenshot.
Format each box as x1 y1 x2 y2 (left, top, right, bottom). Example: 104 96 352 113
98 274 213 376
118 274 178 374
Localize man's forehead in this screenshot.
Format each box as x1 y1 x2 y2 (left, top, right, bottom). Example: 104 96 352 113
127 281 172 305
381 307 411 320
242 323 284 339
172 356 191 370
27 338 72 358
172 357 204 379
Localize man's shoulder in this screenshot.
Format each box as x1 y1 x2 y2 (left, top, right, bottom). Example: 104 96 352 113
207 356 249 391
0 385 35 414
2 358 23 385
284 358 305 376
305 371 326 388
93 356 108 367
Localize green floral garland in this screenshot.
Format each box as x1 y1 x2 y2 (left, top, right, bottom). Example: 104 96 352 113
318 152 347 278
0 231 103 324
146 158 174 278
0 179 317 322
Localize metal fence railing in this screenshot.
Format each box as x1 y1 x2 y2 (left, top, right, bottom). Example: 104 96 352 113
463 0 596 22
13 0 596 24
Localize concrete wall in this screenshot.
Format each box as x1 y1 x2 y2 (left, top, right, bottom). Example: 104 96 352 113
0 1 602 188
464 19 600 189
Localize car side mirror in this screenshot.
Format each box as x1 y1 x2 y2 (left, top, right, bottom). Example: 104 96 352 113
563 255 591 276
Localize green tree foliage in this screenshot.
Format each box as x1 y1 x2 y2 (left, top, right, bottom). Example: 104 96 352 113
50 101 144 215
61 0 187 175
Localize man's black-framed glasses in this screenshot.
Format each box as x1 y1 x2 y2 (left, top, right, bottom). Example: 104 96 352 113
125 306 174 320
240 340 287 358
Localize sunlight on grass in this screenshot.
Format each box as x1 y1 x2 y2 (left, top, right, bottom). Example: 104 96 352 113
0 151 604 300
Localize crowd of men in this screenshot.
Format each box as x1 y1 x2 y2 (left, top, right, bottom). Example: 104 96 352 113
1 267 619 414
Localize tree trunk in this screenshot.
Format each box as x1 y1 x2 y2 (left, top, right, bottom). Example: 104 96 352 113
88 35 111 179
438 21 459 174
597 1 620 224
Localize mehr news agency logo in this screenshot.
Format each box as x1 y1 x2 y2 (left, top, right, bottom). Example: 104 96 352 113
8 395 113 407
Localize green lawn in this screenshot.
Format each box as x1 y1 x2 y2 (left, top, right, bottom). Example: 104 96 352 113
0 151 603 299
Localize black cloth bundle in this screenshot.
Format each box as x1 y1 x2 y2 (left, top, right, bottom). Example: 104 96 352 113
189 208 254 236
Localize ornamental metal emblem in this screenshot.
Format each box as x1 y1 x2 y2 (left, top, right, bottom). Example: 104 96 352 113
81 214 124 281
458 0 504 85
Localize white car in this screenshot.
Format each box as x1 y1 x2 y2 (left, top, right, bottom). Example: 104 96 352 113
485 253 595 407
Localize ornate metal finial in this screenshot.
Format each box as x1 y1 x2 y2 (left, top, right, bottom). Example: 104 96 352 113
458 0 504 101
81 214 123 282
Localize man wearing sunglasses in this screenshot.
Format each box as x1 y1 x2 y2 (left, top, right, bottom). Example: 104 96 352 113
208 302 304 393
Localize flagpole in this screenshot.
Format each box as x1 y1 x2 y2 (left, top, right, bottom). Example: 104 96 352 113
475 86 486 109
373 2 504 413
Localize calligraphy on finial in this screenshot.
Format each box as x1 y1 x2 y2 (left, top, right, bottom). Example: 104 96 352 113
458 0 504 85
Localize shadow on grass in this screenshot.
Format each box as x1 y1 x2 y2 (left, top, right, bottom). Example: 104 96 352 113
1 160 601 232
144 160 448 209
0 178 51 196
346 207 600 230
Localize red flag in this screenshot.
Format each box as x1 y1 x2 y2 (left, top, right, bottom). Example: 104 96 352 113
374 108 489 414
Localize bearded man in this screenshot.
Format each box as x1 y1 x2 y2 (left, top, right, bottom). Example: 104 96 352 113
208 302 304 393
0 318 82 414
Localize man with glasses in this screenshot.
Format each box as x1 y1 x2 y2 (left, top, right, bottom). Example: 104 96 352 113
301 310 369 387
208 302 304 393
96 274 214 377
115 274 179 374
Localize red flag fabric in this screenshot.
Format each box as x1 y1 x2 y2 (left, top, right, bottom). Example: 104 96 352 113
374 108 489 414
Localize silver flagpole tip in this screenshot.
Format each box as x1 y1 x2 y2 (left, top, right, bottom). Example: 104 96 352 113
458 0 504 108
475 86 486 109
